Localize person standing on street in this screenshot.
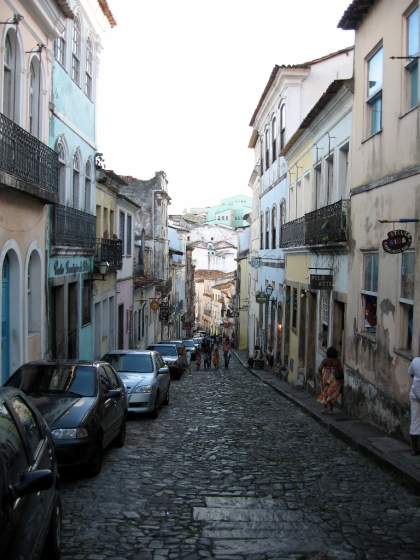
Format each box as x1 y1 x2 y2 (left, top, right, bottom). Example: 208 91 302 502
212 346 220 370
223 338 231 369
408 357 420 456
317 347 344 414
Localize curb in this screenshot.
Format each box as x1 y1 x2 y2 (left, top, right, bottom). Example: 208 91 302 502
233 351 420 493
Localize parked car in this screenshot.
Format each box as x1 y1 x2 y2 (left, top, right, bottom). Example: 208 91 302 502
102 350 170 417
182 339 199 360
147 344 186 379
6 361 127 477
0 387 61 560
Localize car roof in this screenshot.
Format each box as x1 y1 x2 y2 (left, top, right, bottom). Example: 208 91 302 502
15 360 100 367
148 343 177 349
104 350 155 356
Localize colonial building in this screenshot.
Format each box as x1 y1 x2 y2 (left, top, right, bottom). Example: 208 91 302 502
338 0 420 436
168 224 188 340
48 0 115 360
247 47 354 370
0 0 66 381
236 227 250 350
205 195 252 229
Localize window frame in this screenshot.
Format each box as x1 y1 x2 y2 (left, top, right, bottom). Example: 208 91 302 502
119 210 126 256
366 44 384 136
271 205 277 249
71 16 81 85
85 36 93 99
84 160 92 213
405 5 419 110
72 152 80 209
265 128 270 171
271 116 277 164
361 252 379 334
54 33 66 67
399 250 415 351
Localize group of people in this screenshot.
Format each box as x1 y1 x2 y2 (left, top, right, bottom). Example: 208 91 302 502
193 336 232 371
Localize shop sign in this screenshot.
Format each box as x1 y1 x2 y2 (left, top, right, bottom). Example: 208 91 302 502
150 299 160 312
310 274 333 290
49 257 91 278
255 291 268 304
382 229 412 254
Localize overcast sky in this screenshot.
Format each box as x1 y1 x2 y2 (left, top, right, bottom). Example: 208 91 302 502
97 0 354 214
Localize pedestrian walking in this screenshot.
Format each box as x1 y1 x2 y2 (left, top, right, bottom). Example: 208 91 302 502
265 346 274 369
317 346 344 414
223 339 231 369
212 346 220 370
408 357 420 456
195 347 202 371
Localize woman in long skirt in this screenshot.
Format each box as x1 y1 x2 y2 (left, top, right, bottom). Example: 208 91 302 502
317 347 344 414
408 357 420 455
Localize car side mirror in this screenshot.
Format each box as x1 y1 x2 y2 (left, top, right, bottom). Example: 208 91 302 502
11 469 53 499
158 367 169 375
106 388 122 398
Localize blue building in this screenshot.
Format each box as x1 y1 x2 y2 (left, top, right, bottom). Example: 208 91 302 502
205 195 252 229
48 1 115 359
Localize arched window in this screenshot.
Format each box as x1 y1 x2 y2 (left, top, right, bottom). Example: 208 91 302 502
84 160 91 212
280 103 286 151
28 251 41 334
72 16 81 84
265 128 270 171
279 201 286 246
265 210 269 249
57 141 66 203
3 30 20 122
85 37 93 98
271 117 277 164
272 206 277 249
260 213 264 250
29 57 41 137
72 152 80 208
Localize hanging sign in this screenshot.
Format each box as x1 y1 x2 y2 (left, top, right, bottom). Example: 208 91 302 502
382 230 412 254
310 274 333 290
255 291 268 304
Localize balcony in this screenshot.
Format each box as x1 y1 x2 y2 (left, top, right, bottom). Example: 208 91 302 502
0 112 58 202
95 238 123 272
279 216 305 248
304 200 348 246
51 205 96 254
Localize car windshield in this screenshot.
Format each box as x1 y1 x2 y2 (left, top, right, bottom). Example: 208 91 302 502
148 345 177 356
104 354 154 373
8 365 97 397
183 340 195 347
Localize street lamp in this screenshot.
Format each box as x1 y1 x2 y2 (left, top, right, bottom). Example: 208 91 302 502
265 284 273 299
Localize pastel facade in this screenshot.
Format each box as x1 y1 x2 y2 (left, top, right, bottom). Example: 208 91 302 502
0 0 65 380
338 0 420 436
206 195 252 229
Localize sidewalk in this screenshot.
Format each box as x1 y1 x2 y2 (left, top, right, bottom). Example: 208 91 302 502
234 349 420 492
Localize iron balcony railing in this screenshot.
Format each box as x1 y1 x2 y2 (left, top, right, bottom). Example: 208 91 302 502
279 216 305 248
305 199 349 246
52 204 96 251
0 112 59 200
95 238 123 272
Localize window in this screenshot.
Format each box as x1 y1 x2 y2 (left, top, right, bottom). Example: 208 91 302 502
292 287 298 330
279 201 286 246
82 279 92 325
367 46 383 135
85 160 91 212
271 117 277 163
265 128 270 171
54 33 66 66
72 152 80 208
314 163 322 209
29 58 40 137
119 211 125 254
406 7 419 109
72 16 81 84
85 37 93 99
126 214 132 256
259 137 264 176
57 142 66 203
28 252 41 334
362 253 379 333
271 206 277 249
280 103 286 151
260 213 264 249
10 397 42 460
3 31 19 122
110 210 114 236
265 210 269 249
338 143 349 199
400 251 415 351
326 154 334 205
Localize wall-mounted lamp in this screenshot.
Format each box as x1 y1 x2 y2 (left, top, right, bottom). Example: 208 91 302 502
96 261 110 280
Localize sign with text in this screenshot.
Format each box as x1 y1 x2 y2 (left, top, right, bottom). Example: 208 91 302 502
310 274 333 290
382 229 412 254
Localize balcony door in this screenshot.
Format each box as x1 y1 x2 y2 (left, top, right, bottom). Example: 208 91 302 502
2 256 10 383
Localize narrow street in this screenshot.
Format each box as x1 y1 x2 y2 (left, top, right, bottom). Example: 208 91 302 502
60 357 420 560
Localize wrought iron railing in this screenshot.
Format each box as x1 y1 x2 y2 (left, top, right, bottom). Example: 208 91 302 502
95 238 123 271
305 200 348 246
52 205 96 251
0 112 59 198
279 216 305 248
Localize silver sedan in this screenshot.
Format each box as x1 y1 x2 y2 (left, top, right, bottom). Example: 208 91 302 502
102 351 170 417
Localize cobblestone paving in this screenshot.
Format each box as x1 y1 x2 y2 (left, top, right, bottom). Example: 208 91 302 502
60 357 420 560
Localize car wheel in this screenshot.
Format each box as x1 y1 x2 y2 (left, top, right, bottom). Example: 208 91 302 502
150 392 160 419
163 385 170 405
114 418 126 448
43 495 62 560
85 436 103 478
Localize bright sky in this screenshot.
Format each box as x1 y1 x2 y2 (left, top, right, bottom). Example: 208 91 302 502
97 0 354 214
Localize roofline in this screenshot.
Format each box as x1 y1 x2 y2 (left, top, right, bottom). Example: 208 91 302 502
338 0 376 30
248 46 354 127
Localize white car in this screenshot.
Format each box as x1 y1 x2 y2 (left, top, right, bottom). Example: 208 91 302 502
102 350 170 417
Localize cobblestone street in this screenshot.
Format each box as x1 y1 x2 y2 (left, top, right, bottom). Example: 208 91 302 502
60 357 420 560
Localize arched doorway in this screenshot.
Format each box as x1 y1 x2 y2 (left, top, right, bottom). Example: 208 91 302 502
2 250 20 382
2 255 10 382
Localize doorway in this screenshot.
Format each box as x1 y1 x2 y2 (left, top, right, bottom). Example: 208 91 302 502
68 282 78 359
333 300 346 361
118 304 124 349
2 255 10 383
51 284 65 359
